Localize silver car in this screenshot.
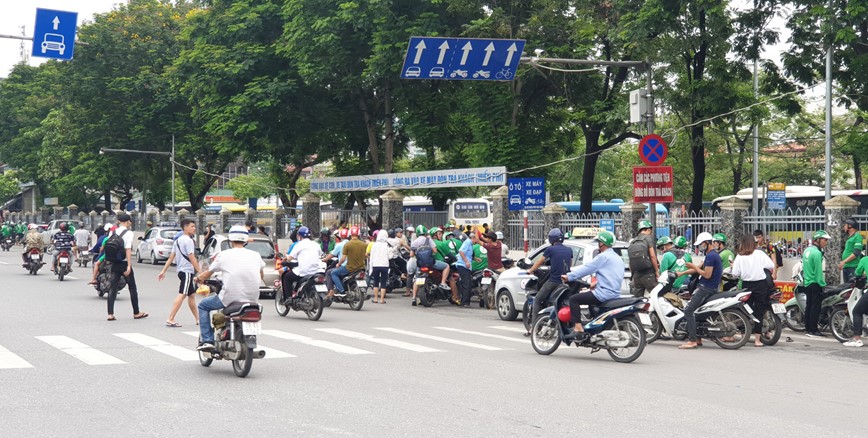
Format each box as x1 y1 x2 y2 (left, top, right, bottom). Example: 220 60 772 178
493 239 632 321
136 227 182 264
198 233 280 297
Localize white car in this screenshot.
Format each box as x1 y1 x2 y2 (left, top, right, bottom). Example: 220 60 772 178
493 239 632 321
198 233 281 297
42 220 84 246
136 226 181 264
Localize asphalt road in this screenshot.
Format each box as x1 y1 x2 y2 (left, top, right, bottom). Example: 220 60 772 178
0 247 865 437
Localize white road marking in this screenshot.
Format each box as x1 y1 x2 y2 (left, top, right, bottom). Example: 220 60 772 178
36 336 125 365
433 327 527 344
487 325 527 334
182 332 296 359
316 328 441 353
113 333 198 361
374 328 505 351
0 345 32 369
0 261 9 265
261 330 374 355
65 276 79 280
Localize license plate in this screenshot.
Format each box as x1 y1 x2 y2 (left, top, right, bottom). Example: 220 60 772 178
314 284 327 292
59 258 68 264
242 321 261 335
31 254 39 260
772 303 786 314
415 277 426 285
638 312 652 326
481 278 492 285
743 304 753 315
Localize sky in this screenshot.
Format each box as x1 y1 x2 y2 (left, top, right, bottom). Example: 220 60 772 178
0 1 122 78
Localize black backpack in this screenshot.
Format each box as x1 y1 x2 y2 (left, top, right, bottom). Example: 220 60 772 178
415 238 435 268
103 229 128 262
628 236 653 272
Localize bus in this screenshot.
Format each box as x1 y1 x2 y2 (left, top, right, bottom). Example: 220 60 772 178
449 198 492 228
710 186 868 212
557 199 670 237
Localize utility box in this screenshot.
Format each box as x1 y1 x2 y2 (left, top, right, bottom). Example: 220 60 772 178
629 88 649 123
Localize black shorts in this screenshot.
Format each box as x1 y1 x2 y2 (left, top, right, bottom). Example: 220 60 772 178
178 272 196 296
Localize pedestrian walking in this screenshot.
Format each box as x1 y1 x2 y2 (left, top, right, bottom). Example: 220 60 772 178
158 218 201 327
731 234 775 347
105 213 148 321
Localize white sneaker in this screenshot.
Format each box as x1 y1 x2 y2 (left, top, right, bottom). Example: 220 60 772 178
843 339 863 347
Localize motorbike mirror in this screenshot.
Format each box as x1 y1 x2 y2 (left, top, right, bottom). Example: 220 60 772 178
516 258 532 269
276 252 284 259
137 236 144 241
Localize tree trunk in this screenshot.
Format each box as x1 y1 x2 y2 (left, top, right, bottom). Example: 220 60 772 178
579 144 600 214
360 97 380 174
690 125 706 212
383 84 395 174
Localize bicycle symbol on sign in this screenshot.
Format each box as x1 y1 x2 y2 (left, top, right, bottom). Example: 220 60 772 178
494 69 514 80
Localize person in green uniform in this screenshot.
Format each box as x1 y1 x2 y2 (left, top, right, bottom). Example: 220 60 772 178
1 222 11 238
713 233 736 291
471 241 488 272
429 227 459 304
838 218 863 283
803 230 830 337
663 236 694 289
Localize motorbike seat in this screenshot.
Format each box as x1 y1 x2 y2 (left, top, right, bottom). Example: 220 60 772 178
341 270 363 281
596 297 643 311
222 301 262 316
705 290 743 302
824 284 850 295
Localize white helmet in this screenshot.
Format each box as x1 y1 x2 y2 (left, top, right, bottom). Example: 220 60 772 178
28 224 37 230
694 231 713 246
228 225 249 242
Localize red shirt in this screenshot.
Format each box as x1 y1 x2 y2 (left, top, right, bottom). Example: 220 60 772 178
482 242 503 270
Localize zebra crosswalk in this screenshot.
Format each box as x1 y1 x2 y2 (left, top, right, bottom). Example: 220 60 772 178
0 324 530 371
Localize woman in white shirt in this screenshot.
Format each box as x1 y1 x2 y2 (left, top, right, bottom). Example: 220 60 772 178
369 230 391 304
731 234 775 347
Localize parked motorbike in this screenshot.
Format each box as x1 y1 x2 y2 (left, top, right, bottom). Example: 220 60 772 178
55 250 72 281
784 281 852 333
24 248 44 275
830 278 866 342
646 272 755 349
529 280 649 363
1 236 13 251
274 262 325 321
758 289 786 346
197 280 266 378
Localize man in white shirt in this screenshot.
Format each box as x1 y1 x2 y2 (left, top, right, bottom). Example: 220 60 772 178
281 226 323 297
73 226 91 258
195 225 264 351
158 218 202 327
107 213 148 321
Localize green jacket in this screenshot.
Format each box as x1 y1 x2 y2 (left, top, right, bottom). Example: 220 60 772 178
472 244 488 271
843 232 864 268
719 249 734 270
433 239 455 262
802 245 826 287
659 250 692 289
0 226 10 237
856 256 868 277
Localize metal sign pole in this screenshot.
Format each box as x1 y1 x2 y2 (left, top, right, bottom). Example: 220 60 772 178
646 61 657 236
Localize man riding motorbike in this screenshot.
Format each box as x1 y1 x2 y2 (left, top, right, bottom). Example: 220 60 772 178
51 222 76 272
680 232 723 349
281 226 323 298
524 228 573 335
561 231 624 340
195 225 265 351
328 226 367 300
22 224 45 266
73 225 91 261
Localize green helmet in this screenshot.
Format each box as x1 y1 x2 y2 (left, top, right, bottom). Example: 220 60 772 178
428 227 442 236
712 233 727 244
673 236 688 249
415 225 427 236
813 230 831 240
638 220 653 231
656 236 672 247
594 230 615 246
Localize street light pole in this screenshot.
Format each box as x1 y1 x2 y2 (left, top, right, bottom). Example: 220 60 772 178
824 13 833 201
752 60 759 213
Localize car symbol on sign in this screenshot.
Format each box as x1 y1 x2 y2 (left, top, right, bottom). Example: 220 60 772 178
41 33 66 55
509 195 521 205
429 67 445 78
405 67 421 78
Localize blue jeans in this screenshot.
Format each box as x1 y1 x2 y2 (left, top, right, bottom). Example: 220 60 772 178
198 295 224 343
843 267 856 283
330 266 350 293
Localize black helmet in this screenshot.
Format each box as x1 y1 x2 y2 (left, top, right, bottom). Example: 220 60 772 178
387 228 396 238
844 218 858 228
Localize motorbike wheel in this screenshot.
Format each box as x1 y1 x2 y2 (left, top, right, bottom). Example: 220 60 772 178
197 336 213 367
496 290 518 321
522 300 533 333
646 313 663 344
347 282 364 311
607 316 646 363
30 265 37 275
760 310 782 346
274 287 290 316
710 309 751 350
830 308 853 343
304 288 324 321
58 268 64 282
784 306 806 332
83 259 88 268
418 284 436 308
486 285 495 310
530 315 561 355
231 329 253 378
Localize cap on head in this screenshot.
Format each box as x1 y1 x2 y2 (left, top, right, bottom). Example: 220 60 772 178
228 225 249 242
694 232 714 246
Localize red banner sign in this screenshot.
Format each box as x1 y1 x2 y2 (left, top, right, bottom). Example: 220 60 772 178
774 281 797 303
632 166 674 203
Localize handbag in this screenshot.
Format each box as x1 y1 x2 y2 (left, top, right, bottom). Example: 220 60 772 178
763 268 775 290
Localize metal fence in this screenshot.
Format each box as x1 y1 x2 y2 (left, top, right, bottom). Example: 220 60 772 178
320 209 374 228
506 210 545 252
666 209 722 241
560 212 625 240
744 207 825 258
403 211 449 228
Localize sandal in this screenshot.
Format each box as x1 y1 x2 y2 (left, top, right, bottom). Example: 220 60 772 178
107 315 116 321
166 321 182 327
678 343 699 349
133 312 149 319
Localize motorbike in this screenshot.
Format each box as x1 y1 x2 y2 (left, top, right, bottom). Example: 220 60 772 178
501 257 515 270
55 250 72 281
783 281 852 333
477 269 498 309
721 281 785 346
197 280 266 378
384 258 406 294
529 279 649 363
415 264 459 307
77 249 92 267
646 272 756 349
830 277 866 342
1 236 13 251
323 259 366 310
24 248 45 275
274 261 325 321
517 260 552 332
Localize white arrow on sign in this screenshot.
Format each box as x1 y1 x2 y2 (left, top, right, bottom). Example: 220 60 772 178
413 40 426 64
459 41 473 65
504 42 517 66
52 16 60 30
481 42 495 67
437 41 450 64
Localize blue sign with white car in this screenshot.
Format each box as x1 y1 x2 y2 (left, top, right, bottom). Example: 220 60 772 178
401 37 526 81
32 8 78 61
508 178 546 211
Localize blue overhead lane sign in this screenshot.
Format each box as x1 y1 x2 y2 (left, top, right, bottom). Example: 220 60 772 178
401 37 526 81
32 8 78 60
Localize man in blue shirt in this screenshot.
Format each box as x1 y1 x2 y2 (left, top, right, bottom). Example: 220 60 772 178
456 231 478 306
525 228 573 334
560 231 623 340
679 232 721 349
